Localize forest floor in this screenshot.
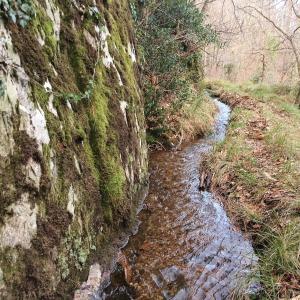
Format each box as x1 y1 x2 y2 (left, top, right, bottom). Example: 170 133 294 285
201 80 300 299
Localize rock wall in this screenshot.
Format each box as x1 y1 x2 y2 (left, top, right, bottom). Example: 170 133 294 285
0 0 147 298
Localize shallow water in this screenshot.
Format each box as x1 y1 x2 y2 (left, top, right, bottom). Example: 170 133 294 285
102 100 258 300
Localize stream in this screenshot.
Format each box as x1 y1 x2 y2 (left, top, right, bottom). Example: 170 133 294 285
102 99 258 299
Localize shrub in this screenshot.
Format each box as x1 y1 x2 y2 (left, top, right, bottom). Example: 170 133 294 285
133 0 216 141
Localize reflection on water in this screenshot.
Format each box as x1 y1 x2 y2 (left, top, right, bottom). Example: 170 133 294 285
102 100 258 300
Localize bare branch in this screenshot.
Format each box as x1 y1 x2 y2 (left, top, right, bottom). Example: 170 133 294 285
241 5 290 40
290 0 300 18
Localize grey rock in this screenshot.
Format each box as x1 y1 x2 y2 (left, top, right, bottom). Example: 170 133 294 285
74 263 102 300
67 185 78 218
0 193 38 249
22 158 42 190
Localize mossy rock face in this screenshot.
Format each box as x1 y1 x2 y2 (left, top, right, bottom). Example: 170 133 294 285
0 0 147 298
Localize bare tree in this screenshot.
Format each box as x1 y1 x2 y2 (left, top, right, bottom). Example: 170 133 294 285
241 1 300 104
202 0 300 105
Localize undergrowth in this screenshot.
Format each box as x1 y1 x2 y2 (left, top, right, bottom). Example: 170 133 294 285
132 0 217 146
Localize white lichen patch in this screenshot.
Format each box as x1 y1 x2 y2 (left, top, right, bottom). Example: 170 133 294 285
49 63 58 76
95 25 100 37
125 163 134 184
0 20 20 65
45 0 61 42
19 101 50 152
124 148 135 184
0 193 38 249
22 158 42 191
48 94 58 117
128 42 136 63
116 68 123 86
44 78 52 92
120 101 128 125
125 164 130 181
66 100 73 110
99 25 123 85
134 112 140 132
100 26 113 68
67 185 78 218
74 155 82 175
36 30 45 47
86 263 102 288
133 110 148 180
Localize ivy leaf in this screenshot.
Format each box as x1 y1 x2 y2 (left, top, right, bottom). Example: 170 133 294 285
1 0 34 27
8 9 16 23
20 3 31 13
19 18 27 28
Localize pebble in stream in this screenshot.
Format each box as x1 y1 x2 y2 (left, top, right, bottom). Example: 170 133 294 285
103 100 259 300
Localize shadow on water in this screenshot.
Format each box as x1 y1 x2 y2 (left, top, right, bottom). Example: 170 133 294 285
100 99 259 300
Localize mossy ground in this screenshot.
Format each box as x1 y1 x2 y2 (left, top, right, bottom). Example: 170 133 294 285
1 0 147 298
202 80 300 299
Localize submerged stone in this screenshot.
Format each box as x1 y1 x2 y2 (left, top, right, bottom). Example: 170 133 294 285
160 266 183 284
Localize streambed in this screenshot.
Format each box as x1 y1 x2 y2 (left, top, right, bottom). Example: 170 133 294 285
102 99 258 300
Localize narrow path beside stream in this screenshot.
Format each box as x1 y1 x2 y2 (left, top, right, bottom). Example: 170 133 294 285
103 99 258 300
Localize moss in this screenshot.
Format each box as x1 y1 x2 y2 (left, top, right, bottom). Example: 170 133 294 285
7 23 53 83
31 82 49 106
103 206 113 224
86 66 127 219
43 20 57 59
57 253 69 279
106 18 140 100
69 42 89 90
102 146 126 208
31 81 75 149
89 70 110 150
0 248 24 292
83 141 100 183
1 0 148 297
31 2 57 60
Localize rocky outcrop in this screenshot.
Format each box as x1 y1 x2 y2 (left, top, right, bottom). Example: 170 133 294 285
0 1 147 298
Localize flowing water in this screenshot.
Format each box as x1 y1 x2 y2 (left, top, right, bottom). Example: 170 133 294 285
102 99 258 300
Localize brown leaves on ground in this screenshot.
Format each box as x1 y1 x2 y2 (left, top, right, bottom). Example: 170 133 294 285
208 91 297 225
218 91 259 110
201 89 300 297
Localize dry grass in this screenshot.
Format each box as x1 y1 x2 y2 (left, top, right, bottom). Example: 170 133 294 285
180 93 217 141
151 89 217 150
202 80 300 299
